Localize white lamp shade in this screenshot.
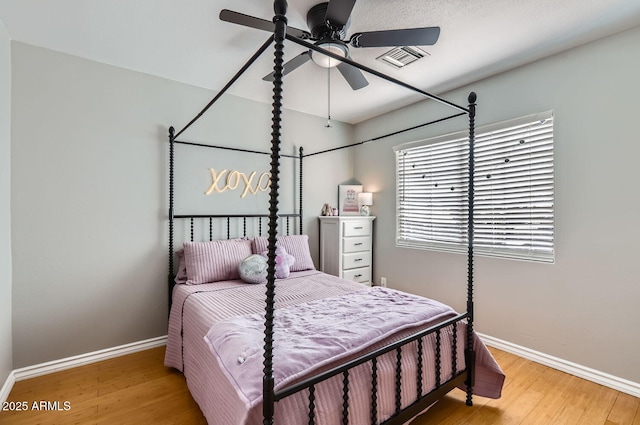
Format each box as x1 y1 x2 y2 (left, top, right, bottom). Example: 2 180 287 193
358 192 373 206
310 42 347 68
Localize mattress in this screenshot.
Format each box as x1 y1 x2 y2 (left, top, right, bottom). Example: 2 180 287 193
164 270 504 425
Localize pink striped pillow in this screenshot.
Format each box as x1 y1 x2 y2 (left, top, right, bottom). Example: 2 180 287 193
174 249 188 284
252 235 315 272
183 239 253 284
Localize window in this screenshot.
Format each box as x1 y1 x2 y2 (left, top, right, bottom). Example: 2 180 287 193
395 112 554 263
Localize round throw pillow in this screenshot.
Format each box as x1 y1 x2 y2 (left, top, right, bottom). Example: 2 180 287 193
238 254 268 284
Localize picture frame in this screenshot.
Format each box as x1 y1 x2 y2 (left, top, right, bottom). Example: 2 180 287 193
338 184 363 216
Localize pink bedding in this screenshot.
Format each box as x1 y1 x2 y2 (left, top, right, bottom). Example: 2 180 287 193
164 270 504 425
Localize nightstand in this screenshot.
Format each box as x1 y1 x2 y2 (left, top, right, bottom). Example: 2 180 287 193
318 216 375 286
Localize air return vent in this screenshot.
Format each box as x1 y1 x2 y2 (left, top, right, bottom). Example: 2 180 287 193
376 46 429 69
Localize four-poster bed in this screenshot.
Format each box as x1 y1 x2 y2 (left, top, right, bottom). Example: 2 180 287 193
164 1 504 424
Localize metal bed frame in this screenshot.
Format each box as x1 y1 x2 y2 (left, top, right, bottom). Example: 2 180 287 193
167 1 477 423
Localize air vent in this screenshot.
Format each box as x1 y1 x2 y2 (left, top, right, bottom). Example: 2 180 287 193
376 46 429 69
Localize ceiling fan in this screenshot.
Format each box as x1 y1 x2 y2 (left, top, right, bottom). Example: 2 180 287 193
219 0 440 90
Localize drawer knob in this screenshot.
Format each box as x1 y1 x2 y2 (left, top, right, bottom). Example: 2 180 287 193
354 258 363 261
354 226 363 230
354 242 363 246
354 274 362 278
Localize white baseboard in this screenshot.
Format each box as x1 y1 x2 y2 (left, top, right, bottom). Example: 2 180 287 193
0 370 16 406
3 333 639 404
0 335 167 404
478 332 640 398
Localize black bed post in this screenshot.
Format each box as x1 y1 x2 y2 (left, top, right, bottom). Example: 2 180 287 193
465 92 477 406
168 126 176 311
264 1 288 424
299 146 304 235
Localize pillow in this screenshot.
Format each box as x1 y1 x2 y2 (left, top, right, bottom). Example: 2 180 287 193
252 235 315 272
174 249 188 284
260 246 295 279
183 239 253 284
238 254 268 284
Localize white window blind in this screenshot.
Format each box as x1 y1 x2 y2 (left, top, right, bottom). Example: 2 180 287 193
395 112 554 263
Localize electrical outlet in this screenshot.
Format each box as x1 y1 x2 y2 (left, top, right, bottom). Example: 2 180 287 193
380 277 387 287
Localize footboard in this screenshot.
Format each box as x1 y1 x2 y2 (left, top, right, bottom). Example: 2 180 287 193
274 312 474 425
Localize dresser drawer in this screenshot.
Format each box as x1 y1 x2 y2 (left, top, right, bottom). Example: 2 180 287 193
343 236 371 253
343 252 371 269
342 266 371 284
343 220 371 237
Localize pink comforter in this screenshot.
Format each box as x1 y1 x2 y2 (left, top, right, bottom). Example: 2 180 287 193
165 271 504 425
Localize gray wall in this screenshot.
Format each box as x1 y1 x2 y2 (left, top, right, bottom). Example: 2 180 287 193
10 42 354 368
0 22 13 384
354 25 640 383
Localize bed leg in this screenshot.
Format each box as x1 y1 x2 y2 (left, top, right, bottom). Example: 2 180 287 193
465 348 475 406
263 376 275 424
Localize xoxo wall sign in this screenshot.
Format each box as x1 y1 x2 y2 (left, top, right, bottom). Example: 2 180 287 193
204 168 271 198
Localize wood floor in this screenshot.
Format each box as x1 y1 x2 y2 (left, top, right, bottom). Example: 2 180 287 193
1 346 638 425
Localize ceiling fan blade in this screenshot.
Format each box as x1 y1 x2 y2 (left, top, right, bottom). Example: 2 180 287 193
337 61 368 90
220 9 274 32
263 51 312 81
350 27 440 48
325 0 357 27
219 9 311 39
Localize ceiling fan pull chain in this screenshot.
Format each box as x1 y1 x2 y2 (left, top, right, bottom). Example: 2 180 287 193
326 66 332 128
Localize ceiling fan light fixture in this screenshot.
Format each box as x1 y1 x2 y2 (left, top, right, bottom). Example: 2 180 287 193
310 42 348 68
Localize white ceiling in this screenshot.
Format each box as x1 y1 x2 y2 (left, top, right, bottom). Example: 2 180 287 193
1 0 639 124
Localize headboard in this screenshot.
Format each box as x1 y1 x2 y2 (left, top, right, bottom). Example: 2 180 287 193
167 128 304 307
